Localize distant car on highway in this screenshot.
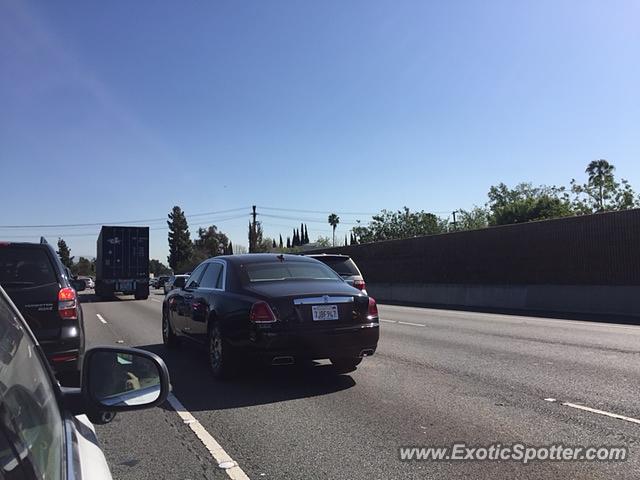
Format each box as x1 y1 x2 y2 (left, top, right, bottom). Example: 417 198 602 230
305 254 367 294
0 239 87 385
164 274 189 294
0 284 170 480
78 275 95 289
162 254 379 379
155 275 170 290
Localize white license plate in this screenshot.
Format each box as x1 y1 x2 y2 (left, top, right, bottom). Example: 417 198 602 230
312 305 339 321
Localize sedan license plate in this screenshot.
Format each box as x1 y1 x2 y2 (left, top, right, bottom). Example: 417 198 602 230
312 304 339 321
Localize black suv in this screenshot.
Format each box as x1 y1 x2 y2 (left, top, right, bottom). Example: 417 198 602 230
0 239 86 383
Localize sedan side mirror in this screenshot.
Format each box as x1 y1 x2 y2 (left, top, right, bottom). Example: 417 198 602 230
70 346 170 424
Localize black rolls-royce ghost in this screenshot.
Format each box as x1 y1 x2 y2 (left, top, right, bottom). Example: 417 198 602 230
162 254 379 378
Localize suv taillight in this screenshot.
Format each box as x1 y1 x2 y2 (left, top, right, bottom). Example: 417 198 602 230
367 297 378 320
58 287 78 320
353 279 366 291
250 301 277 323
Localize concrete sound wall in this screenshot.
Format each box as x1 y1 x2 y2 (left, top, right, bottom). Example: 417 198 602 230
313 209 640 318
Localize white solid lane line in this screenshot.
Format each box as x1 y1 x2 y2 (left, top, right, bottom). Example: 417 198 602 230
96 314 107 324
380 319 396 324
562 402 640 426
397 321 425 327
150 298 162 303
166 394 250 480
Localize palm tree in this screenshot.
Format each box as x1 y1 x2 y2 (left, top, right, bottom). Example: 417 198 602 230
586 159 614 212
328 213 340 246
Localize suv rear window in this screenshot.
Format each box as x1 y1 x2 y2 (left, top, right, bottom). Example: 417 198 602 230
0 247 57 288
312 257 360 276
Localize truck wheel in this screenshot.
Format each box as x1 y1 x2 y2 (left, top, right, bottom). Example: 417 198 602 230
330 357 362 373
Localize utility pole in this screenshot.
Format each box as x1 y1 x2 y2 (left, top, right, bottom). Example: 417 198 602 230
249 205 257 253
452 210 458 231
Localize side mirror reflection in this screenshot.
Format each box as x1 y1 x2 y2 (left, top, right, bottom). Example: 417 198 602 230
84 347 169 411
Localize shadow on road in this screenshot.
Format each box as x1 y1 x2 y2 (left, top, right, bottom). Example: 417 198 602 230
136 343 357 411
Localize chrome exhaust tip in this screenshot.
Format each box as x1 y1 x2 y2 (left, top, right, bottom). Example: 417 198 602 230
271 356 295 366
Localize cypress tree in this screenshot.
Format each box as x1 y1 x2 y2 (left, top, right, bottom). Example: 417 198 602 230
286 237 291 249
279 235 283 248
167 206 192 270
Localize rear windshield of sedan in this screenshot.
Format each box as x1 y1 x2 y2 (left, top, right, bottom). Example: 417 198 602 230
313 257 360 276
0 247 57 288
242 262 341 283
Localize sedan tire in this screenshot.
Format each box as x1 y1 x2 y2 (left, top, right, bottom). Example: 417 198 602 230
207 323 237 380
162 309 180 348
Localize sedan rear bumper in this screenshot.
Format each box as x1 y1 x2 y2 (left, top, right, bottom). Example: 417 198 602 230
245 322 379 360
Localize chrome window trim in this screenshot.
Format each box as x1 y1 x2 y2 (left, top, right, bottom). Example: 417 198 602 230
293 296 354 305
199 259 227 292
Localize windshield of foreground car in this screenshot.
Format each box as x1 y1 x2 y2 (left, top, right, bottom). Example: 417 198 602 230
242 262 342 283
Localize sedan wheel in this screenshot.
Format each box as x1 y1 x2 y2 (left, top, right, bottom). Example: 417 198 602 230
162 309 179 348
208 323 235 380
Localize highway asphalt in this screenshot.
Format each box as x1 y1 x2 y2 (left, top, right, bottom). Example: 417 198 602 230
79 289 640 479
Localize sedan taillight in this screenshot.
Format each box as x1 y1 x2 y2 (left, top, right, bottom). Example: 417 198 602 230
250 301 277 323
367 297 378 320
353 279 366 291
58 287 78 320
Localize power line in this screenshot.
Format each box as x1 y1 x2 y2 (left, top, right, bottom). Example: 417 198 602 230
258 206 377 216
258 213 362 226
0 207 250 229
0 213 250 239
258 206 455 216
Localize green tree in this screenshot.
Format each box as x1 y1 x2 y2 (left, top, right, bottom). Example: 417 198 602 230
304 225 309 244
149 259 172 276
279 235 283 249
194 225 229 258
456 207 489 231
167 206 192 271
286 237 291 249
571 159 638 213
56 238 74 269
486 183 573 226
72 257 94 276
315 236 332 248
328 213 340 246
351 207 446 243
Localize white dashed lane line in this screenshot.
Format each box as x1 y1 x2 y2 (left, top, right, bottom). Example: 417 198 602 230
380 319 425 327
150 298 162 303
96 314 107 324
544 398 640 425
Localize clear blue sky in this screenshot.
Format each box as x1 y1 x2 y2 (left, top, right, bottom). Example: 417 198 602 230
1 0 639 261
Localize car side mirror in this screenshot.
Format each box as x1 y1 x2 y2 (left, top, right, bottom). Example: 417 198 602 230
82 347 170 417
71 280 86 292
